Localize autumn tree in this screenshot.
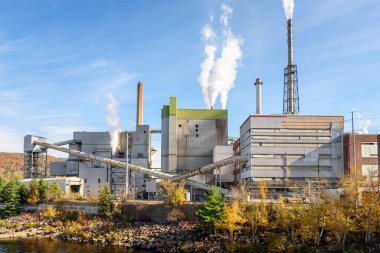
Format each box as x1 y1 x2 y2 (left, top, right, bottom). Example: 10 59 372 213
215 201 247 239
27 179 40 204
47 182 63 201
197 186 226 231
158 179 186 206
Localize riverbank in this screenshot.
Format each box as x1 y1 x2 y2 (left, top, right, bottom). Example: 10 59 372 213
0 213 226 252
1 212 380 252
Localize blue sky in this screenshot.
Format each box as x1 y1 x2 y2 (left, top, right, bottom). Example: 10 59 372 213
0 0 379 158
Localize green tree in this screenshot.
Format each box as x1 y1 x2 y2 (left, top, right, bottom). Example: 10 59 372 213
98 185 113 219
27 179 40 204
0 177 6 202
48 182 63 201
197 186 226 230
18 183 29 204
38 179 48 203
3 180 20 217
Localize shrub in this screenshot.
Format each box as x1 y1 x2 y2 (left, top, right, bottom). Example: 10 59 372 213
64 210 79 221
43 205 57 219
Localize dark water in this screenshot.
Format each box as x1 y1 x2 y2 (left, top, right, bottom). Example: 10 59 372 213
0 238 152 253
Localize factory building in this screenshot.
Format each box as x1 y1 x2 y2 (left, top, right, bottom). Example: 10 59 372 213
343 134 379 177
43 81 153 197
239 115 344 190
161 97 231 186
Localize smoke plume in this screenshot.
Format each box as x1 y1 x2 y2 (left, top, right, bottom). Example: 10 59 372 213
282 0 295 20
356 113 371 134
198 4 243 109
106 92 122 153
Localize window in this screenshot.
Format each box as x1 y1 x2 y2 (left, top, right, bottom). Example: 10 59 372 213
196 134 199 137
362 165 378 176
196 124 198 128
84 178 87 183
138 153 144 158
195 129 198 132
179 124 182 128
362 142 378 158
98 178 101 183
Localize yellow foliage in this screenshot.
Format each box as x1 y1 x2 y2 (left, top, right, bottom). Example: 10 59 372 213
43 205 57 219
159 179 186 206
215 201 247 239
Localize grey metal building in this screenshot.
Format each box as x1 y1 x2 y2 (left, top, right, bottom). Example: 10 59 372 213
161 97 228 185
239 115 344 187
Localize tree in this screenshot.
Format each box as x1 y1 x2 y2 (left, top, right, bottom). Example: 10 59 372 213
98 185 113 219
47 182 63 201
158 179 186 206
18 183 29 204
215 201 247 239
3 180 20 217
38 179 48 203
197 186 226 231
27 179 40 204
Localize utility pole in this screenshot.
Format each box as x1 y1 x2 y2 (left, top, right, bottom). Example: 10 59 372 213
351 111 357 177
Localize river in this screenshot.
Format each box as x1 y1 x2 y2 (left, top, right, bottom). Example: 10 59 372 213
0 238 152 253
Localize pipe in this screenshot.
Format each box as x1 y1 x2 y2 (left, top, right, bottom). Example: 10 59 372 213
170 155 248 182
136 81 143 126
33 140 234 194
254 78 263 114
287 19 294 114
53 140 78 146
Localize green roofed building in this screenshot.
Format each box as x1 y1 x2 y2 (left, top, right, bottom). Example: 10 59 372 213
161 97 228 185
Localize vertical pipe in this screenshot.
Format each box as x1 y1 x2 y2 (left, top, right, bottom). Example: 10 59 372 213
287 19 294 113
255 78 262 114
136 81 143 126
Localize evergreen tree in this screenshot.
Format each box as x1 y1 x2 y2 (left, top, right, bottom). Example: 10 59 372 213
98 185 113 219
27 179 40 204
0 177 6 202
38 179 48 203
197 186 226 230
18 183 29 204
3 180 20 217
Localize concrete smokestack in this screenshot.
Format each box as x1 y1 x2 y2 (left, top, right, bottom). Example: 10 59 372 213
287 19 294 113
136 81 143 126
255 78 263 114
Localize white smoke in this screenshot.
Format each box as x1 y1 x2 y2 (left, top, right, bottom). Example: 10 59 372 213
282 0 295 20
356 113 371 134
106 92 122 153
198 4 243 109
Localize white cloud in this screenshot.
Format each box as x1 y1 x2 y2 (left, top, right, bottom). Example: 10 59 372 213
0 127 23 152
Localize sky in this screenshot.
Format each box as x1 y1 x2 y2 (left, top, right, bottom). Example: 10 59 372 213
0 0 379 160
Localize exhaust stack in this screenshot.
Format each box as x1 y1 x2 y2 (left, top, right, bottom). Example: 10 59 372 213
136 81 143 126
283 18 299 114
255 78 263 114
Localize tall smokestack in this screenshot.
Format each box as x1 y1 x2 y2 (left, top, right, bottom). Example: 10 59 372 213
287 19 294 113
282 16 299 114
255 78 263 114
136 81 143 127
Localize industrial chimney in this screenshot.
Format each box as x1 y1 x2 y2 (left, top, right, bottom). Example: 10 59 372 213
283 18 300 114
136 81 143 126
255 78 263 114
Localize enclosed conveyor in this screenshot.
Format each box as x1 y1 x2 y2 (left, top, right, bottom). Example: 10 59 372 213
170 156 248 182
33 140 243 195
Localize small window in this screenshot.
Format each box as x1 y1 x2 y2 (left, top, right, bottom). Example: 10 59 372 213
179 124 182 128
98 178 101 183
143 131 146 133
196 134 199 137
195 129 198 132
196 124 199 128
84 178 87 183
138 153 144 158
